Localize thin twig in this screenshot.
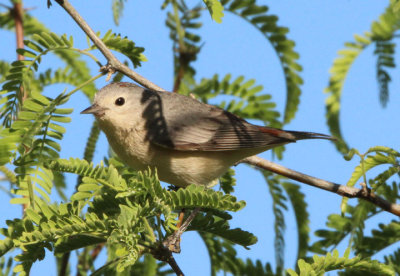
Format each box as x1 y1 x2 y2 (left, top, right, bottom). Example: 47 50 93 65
53 0 164 91
241 156 400 217
166 254 184 276
13 2 24 61
59 251 70 276
91 243 104 261
163 207 201 253
151 244 184 276
179 207 201 232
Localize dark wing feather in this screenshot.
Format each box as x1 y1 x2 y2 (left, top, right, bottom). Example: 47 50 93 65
140 89 295 151
187 111 295 151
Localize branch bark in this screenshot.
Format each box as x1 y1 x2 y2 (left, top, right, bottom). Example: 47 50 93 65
163 207 201 253
59 251 70 276
13 2 25 61
151 244 184 276
241 156 400 217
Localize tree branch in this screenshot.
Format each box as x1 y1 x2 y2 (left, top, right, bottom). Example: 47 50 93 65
163 207 201 253
53 0 164 91
13 2 24 61
59 251 70 276
151 244 184 276
241 156 400 217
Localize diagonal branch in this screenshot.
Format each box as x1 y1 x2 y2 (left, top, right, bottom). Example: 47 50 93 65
52 0 400 221
53 0 163 91
151 244 184 276
163 207 201 253
241 156 400 217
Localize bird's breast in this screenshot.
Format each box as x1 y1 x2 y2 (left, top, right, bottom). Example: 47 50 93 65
99 120 154 171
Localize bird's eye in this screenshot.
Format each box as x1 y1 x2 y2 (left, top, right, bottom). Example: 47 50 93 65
115 97 125 106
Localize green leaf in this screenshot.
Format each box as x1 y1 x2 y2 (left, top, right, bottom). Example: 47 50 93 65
54 235 106 254
356 221 400 258
191 74 281 128
203 0 225 23
25 209 41 225
262 171 287 270
282 182 310 263
341 147 399 211
346 152 399 188
78 183 101 192
112 0 127 25
90 31 145 68
293 249 395 276
188 213 257 248
325 2 400 153
16 49 37 58
200 233 241 275
24 40 43 53
219 168 236 194
163 184 246 211
10 197 30 205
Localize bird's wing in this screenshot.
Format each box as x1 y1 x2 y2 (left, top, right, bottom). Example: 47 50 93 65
141 90 295 151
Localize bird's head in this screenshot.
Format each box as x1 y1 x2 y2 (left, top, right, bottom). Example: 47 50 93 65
81 82 143 127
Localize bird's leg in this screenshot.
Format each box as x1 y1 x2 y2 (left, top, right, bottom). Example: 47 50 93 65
177 209 185 229
163 207 201 253
163 209 185 253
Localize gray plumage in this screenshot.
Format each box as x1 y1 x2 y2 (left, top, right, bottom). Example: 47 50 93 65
81 82 333 187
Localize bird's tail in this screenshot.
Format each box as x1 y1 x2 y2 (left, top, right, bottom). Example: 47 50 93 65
286 130 336 141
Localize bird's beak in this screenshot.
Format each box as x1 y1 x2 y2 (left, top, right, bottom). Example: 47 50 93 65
80 104 107 116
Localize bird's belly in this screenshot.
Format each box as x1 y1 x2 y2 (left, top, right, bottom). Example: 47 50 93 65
149 146 268 187
115 142 239 186
152 150 235 187
103 124 265 187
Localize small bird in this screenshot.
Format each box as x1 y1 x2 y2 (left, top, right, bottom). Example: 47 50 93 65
81 82 333 187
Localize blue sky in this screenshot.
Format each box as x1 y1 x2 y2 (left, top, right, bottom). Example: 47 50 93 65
1 0 399 275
